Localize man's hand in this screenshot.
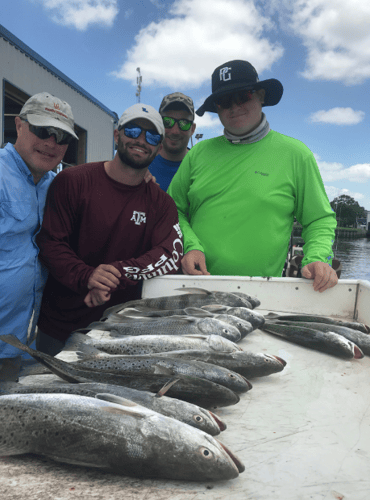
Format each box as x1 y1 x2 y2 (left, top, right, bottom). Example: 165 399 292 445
87 264 121 291
181 250 211 275
301 261 338 293
84 288 111 308
144 170 158 184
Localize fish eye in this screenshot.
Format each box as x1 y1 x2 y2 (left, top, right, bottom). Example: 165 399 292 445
228 373 236 379
199 447 214 459
194 415 204 423
222 329 229 334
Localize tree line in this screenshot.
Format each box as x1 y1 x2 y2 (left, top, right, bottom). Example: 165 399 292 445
330 195 367 228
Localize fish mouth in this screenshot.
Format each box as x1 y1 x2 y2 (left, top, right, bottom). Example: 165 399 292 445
242 376 253 391
353 345 364 359
209 410 227 432
272 355 287 367
217 440 245 473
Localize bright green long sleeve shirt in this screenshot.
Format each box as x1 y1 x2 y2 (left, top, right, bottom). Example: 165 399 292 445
167 131 336 277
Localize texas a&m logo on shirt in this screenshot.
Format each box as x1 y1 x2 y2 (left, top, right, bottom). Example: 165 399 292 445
130 211 146 226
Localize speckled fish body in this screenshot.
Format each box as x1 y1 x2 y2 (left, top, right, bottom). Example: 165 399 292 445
66 331 242 356
0 335 240 408
271 320 370 356
0 380 225 435
201 305 266 330
261 322 364 359
265 313 369 333
87 316 241 342
203 314 253 339
0 393 244 480
102 288 257 315
68 353 252 394
105 308 253 339
154 350 286 378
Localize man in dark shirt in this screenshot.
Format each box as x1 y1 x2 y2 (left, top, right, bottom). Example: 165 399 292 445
149 92 196 191
37 103 183 355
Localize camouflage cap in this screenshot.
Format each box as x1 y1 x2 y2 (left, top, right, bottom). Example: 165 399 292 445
19 92 78 139
159 92 194 118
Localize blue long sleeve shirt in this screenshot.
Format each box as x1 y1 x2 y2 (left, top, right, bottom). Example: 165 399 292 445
0 143 56 358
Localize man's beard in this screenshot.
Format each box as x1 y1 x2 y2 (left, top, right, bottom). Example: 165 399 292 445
163 135 188 157
117 137 156 170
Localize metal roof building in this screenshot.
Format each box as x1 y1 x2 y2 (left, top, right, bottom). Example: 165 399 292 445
0 24 118 167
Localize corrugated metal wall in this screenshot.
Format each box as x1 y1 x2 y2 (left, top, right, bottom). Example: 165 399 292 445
0 35 117 163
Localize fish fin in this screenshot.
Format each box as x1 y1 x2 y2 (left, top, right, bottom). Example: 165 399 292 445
182 334 209 339
202 305 229 313
95 393 138 407
0 334 31 352
86 321 114 331
184 307 213 317
86 330 121 340
96 393 147 418
174 287 210 295
58 341 102 361
155 378 180 397
64 331 92 349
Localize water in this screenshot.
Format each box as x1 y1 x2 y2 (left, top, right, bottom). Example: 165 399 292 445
333 237 370 280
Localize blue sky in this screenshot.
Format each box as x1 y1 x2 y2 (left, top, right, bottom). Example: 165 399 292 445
3 0 370 209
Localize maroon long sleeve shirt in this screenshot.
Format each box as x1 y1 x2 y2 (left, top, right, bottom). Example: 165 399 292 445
37 162 183 340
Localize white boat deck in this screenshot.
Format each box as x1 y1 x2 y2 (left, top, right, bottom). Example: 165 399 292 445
2 277 370 500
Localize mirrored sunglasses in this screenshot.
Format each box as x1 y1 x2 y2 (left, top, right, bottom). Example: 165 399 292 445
162 116 193 131
119 124 162 146
26 121 74 145
214 90 255 110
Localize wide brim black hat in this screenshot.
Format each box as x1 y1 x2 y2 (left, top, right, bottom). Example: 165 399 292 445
196 60 284 116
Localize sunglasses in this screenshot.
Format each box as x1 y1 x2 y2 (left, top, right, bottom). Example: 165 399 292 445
162 116 193 132
25 121 74 145
214 90 255 110
119 124 162 146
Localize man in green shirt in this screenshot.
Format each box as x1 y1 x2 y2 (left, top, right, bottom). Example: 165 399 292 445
167 60 338 293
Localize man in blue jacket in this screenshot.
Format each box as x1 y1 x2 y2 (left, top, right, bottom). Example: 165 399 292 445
0 92 77 379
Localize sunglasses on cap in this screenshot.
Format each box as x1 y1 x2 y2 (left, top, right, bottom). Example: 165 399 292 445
118 124 162 146
23 120 74 145
162 116 193 132
214 89 256 110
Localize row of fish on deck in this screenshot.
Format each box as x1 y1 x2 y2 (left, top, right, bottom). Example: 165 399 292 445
0 288 369 482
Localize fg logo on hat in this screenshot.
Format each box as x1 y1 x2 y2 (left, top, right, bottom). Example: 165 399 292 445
219 67 232 81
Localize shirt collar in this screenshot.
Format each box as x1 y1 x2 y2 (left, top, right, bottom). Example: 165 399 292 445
5 143 51 186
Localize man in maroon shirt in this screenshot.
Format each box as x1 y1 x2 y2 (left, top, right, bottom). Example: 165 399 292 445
36 104 183 355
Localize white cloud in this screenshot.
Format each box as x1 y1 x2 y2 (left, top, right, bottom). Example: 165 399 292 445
310 107 365 125
113 0 284 87
325 186 366 209
316 156 370 183
194 113 222 130
37 0 119 30
287 0 370 84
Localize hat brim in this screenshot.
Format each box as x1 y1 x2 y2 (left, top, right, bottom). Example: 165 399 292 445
196 78 283 116
25 113 79 140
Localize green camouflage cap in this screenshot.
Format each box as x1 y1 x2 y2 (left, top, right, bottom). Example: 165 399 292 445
159 92 194 118
19 92 78 139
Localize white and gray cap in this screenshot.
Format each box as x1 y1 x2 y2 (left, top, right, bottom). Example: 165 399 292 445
117 103 165 137
19 92 78 139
